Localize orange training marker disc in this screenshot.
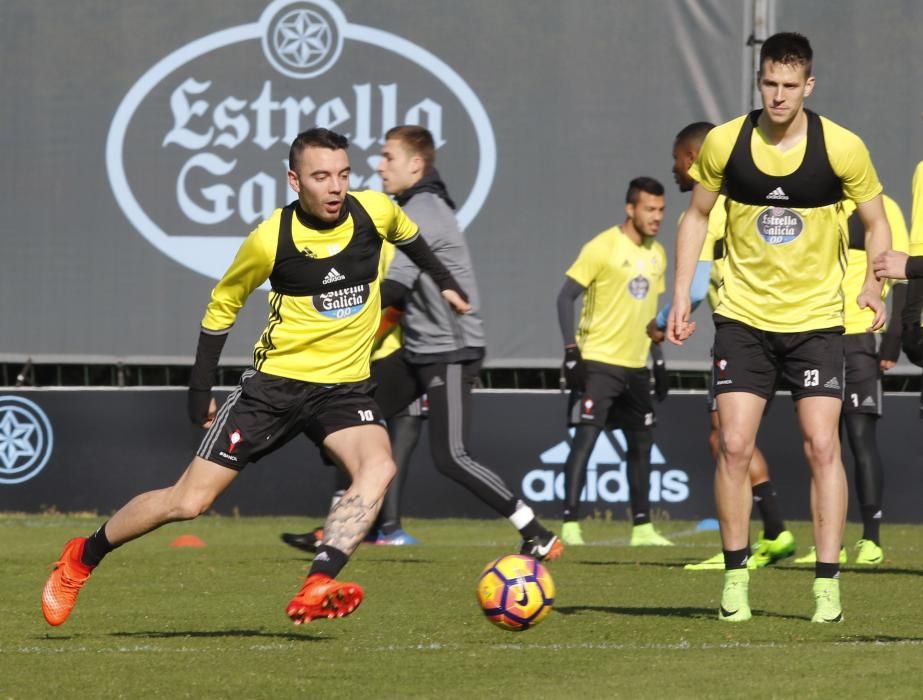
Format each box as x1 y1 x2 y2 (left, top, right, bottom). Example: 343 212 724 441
170 534 207 548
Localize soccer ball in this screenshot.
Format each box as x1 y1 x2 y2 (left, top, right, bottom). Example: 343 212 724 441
476 554 555 631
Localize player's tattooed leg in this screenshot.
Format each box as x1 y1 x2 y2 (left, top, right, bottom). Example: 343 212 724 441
321 492 383 556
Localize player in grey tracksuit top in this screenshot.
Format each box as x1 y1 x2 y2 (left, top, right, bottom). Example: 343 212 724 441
374 125 562 559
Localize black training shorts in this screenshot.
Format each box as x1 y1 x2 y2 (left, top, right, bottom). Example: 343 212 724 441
197 369 384 470
843 333 882 416
568 360 655 430
712 315 844 401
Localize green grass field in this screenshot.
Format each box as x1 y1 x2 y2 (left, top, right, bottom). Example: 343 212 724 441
3 514 923 699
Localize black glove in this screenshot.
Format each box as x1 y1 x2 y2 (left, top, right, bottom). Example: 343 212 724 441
188 330 228 424
651 344 669 402
562 345 585 391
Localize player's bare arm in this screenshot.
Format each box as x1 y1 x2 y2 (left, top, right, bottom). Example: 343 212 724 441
856 194 892 331
667 184 718 345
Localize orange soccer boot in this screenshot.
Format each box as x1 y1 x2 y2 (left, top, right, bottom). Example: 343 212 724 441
286 573 364 624
42 537 95 626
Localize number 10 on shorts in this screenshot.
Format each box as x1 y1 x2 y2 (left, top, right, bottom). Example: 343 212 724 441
357 409 375 421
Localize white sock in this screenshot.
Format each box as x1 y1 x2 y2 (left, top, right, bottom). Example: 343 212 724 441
509 502 535 530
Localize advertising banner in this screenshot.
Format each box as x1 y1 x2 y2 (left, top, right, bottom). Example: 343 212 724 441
2 389 920 525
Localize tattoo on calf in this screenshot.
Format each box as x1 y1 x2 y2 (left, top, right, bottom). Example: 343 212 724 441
323 492 383 555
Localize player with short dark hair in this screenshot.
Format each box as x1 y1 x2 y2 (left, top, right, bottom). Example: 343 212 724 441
41 127 470 627
669 32 892 623
557 177 672 547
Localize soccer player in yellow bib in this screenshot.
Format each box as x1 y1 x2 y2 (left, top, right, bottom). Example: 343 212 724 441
41 128 470 628
668 33 892 623
652 122 796 571
795 196 908 568
280 240 428 552
558 177 671 547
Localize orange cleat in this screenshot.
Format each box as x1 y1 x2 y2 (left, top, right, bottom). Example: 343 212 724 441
42 537 95 626
286 573 364 625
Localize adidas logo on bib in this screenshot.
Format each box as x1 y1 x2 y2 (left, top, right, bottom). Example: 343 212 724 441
322 268 346 285
766 187 789 200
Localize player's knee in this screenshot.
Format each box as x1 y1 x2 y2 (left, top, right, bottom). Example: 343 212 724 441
803 434 838 468
719 432 754 468
169 491 215 520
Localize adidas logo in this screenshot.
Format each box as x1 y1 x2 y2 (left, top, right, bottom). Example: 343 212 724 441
861 396 877 407
428 376 445 388
823 377 841 390
766 187 789 200
322 267 346 285
313 551 330 562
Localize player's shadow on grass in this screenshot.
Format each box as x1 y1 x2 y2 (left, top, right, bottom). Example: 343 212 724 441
289 557 434 565
555 604 715 620
577 560 698 569
842 566 923 577
555 605 804 622
111 629 325 642
349 558 434 564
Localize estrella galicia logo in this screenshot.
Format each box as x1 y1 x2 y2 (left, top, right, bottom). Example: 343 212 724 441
313 283 369 319
756 207 804 245
0 396 54 485
628 274 650 300
106 0 496 283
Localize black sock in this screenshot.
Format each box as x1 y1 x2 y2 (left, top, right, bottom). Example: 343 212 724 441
723 547 749 570
860 506 882 545
626 429 653 528
81 522 115 567
309 545 349 579
752 481 785 540
519 519 548 541
815 561 840 579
